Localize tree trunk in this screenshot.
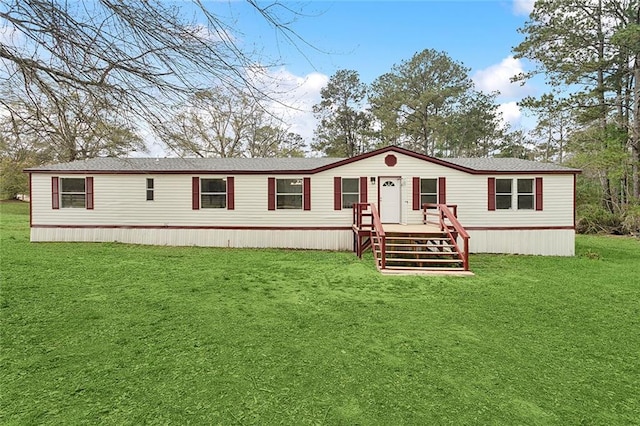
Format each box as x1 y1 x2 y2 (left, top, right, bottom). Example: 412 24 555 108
633 54 640 199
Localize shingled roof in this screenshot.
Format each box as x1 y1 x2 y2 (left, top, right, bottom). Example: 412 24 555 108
25 146 580 174
438 157 579 173
25 156 343 172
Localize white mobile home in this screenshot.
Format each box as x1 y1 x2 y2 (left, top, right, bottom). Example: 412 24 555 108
25 146 580 273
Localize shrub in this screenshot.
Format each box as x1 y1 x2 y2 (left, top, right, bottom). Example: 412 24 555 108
621 205 640 236
576 204 622 234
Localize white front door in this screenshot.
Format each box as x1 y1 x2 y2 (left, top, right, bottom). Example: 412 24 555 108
379 177 401 223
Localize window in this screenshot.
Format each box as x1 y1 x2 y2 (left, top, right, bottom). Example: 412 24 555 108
342 178 359 208
495 179 512 209
420 179 437 205
146 178 154 201
517 179 534 209
276 178 302 209
489 177 543 212
413 177 445 210
60 178 86 208
201 178 226 208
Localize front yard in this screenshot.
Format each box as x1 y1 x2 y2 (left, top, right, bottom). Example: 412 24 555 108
1 201 638 424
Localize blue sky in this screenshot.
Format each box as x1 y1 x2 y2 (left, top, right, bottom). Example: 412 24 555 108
182 0 540 151
236 0 532 84
1 0 540 156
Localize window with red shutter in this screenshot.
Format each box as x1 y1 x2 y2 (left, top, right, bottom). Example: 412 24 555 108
438 177 446 204
334 177 342 210
51 176 59 209
303 177 311 211
535 177 543 211
488 177 496 211
268 177 276 210
359 177 368 203
227 177 235 210
412 177 420 210
86 177 94 209
192 177 200 210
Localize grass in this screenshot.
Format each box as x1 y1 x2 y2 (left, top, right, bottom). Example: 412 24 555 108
1 201 639 425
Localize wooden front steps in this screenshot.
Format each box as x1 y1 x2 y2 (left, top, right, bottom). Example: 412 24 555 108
352 203 471 275
375 230 466 272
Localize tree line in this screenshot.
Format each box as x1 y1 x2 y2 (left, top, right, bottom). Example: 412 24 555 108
515 0 639 234
1 0 638 234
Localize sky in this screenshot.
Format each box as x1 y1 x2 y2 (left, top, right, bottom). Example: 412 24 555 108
154 0 540 157
1 0 541 157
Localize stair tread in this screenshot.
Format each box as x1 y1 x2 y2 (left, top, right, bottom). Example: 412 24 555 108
384 236 450 240
385 258 462 263
386 248 457 252
387 251 458 259
384 266 466 271
387 242 455 248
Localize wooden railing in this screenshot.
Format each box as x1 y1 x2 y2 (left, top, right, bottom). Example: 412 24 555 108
422 203 458 225
352 202 373 230
423 203 470 271
369 203 386 269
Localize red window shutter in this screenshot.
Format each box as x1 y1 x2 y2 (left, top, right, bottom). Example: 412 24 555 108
86 177 94 210
51 176 59 209
192 177 200 210
488 177 496 211
268 177 275 210
438 177 446 205
303 177 311 211
535 177 543 211
334 177 342 210
359 177 368 203
412 177 420 210
227 177 235 210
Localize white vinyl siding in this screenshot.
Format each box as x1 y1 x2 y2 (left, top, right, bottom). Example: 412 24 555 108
31 228 354 251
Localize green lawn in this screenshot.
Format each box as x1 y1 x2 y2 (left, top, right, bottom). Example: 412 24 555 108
1 201 639 425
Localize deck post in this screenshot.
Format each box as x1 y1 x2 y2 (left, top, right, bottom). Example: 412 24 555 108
463 238 469 271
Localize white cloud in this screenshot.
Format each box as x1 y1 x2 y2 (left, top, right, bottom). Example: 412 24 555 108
256 67 329 148
472 56 530 99
498 101 522 129
0 25 19 45
513 0 535 16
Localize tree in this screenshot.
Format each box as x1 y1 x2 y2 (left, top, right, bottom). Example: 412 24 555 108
495 128 535 160
246 127 306 158
0 122 43 199
312 70 373 157
513 0 640 209
161 88 305 158
2 89 145 163
520 93 575 163
0 90 144 199
369 49 501 156
0 0 308 151
439 91 503 157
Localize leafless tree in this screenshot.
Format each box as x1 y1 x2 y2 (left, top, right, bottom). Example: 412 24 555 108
160 87 305 158
0 0 309 149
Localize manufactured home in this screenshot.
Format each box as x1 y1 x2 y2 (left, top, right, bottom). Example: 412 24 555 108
25 146 580 273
